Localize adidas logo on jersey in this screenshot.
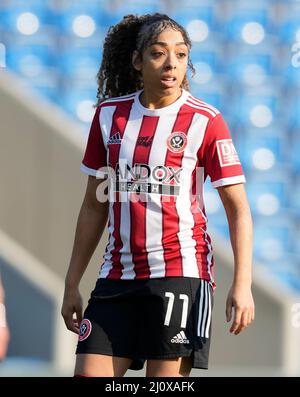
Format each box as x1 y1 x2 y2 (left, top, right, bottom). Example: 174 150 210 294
171 331 190 344
107 132 122 145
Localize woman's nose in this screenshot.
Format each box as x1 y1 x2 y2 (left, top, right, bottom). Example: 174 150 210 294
164 53 177 69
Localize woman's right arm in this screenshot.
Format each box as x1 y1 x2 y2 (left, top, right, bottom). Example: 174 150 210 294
61 175 109 334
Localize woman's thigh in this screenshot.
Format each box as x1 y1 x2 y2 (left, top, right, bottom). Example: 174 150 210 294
146 356 193 377
75 353 133 377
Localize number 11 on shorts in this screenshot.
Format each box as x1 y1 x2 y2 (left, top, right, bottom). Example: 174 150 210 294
164 292 189 328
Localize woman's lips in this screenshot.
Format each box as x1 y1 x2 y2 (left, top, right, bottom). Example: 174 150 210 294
160 77 177 88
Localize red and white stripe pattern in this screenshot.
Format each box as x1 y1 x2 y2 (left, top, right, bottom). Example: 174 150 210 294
81 89 246 288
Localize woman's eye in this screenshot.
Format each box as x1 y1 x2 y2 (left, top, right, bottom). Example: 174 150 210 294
151 52 187 58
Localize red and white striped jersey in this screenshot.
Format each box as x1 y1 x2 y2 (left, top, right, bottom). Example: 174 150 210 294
81 89 245 288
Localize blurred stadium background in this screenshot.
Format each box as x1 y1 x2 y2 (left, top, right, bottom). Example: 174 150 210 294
0 0 300 377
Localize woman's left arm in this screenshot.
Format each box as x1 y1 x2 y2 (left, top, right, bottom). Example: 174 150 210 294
217 183 255 335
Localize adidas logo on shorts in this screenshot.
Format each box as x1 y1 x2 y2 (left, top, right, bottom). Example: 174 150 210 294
171 330 190 344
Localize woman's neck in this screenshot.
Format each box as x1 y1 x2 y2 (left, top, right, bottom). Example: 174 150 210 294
139 88 182 109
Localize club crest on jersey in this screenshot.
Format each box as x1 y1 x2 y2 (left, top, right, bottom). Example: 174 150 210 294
78 319 92 342
166 132 187 153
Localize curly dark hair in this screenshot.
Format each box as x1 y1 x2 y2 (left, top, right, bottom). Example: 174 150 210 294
95 13 195 106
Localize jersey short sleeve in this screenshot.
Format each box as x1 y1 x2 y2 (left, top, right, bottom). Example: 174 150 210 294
198 113 246 188
80 106 107 177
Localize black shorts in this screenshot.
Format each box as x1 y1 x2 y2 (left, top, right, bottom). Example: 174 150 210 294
76 277 214 371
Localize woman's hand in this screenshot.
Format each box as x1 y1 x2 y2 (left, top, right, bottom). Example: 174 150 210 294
226 283 255 335
61 286 83 334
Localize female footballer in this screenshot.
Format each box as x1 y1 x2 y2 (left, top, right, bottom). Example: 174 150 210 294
61 13 255 377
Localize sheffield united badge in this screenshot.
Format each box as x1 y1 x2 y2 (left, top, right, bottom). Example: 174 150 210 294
166 132 187 153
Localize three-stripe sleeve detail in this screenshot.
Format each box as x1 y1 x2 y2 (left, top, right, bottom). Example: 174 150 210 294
197 280 212 338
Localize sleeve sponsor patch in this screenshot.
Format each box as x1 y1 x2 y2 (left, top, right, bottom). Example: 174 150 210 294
216 139 241 167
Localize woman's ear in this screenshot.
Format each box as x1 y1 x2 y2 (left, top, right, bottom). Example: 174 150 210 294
132 50 142 72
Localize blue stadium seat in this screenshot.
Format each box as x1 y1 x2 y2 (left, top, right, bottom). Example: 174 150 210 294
289 174 300 216
58 87 97 124
190 60 218 87
190 82 226 112
292 218 300 256
58 46 102 80
279 16 300 44
18 71 59 102
191 46 221 70
246 171 291 216
224 7 272 44
230 89 280 128
280 50 300 89
266 262 300 292
56 4 102 39
188 40 225 87
235 130 288 172
253 218 295 262
286 94 300 131
260 252 300 292
5 43 55 74
0 5 7 36
290 135 300 173
97 0 162 28
0 3 51 33
31 82 59 102
171 5 217 31
109 0 161 14
225 52 275 86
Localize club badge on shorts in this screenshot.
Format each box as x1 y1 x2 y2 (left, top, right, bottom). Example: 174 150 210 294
166 132 187 153
79 319 92 342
